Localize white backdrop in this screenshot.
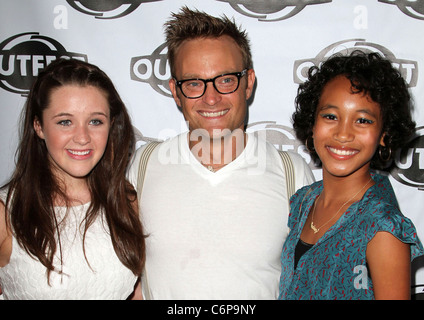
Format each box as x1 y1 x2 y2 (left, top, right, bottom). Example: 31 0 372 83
1 0 423 298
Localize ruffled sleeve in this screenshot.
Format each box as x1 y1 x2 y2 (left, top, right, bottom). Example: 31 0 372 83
362 201 424 261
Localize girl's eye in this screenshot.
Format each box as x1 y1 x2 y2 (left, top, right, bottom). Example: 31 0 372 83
90 119 103 126
321 113 337 121
357 118 374 124
57 120 71 126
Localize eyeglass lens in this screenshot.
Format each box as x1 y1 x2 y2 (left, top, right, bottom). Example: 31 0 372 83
181 74 240 98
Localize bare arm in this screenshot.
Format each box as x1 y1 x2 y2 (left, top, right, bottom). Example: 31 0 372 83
366 231 411 300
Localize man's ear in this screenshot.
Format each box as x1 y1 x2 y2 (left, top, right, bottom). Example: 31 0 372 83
34 117 45 139
169 78 182 107
245 69 256 101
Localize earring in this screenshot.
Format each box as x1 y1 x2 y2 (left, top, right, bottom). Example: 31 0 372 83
305 137 314 152
378 145 392 162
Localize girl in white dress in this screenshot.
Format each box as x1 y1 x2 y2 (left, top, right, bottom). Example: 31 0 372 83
0 58 145 299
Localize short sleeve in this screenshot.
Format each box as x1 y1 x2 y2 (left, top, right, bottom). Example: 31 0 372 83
365 203 424 261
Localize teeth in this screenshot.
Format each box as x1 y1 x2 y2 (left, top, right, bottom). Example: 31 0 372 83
199 110 228 117
68 150 90 156
329 147 357 156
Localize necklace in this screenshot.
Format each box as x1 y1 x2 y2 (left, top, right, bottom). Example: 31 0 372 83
310 177 373 234
202 162 226 173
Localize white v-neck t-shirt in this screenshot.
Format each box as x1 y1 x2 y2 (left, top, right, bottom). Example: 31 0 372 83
128 131 314 299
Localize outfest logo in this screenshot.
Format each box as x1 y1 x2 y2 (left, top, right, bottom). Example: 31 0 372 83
65 0 161 19
379 0 424 20
218 0 331 21
391 127 424 190
130 42 172 97
293 39 419 88
0 32 87 95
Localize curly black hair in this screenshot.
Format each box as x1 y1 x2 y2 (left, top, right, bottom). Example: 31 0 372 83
292 50 415 169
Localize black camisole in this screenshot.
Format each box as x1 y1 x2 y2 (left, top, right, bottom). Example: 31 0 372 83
294 239 313 269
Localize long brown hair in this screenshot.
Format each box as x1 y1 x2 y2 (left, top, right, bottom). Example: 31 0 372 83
2 58 145 281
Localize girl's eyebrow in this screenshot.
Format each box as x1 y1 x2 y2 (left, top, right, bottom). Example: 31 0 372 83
317 104 337 111
52 112 109 118
90 112 109 118
356 109 378 118
52 112 72 119
318 105 378 118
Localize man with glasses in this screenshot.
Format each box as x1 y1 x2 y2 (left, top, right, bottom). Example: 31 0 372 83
128 6 314 299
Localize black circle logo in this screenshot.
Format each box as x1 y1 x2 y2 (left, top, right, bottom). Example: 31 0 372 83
391 127 424 190
0 32 87 95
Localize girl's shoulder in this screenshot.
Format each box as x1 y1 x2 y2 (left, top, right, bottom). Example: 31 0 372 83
288 181 322 227
356 175 423 259
290 181 322 206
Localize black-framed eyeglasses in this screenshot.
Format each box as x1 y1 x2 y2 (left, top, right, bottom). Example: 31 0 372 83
174 69 248 99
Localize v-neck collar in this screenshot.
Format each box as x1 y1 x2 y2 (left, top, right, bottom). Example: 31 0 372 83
180 131 254 177
295 178 376 247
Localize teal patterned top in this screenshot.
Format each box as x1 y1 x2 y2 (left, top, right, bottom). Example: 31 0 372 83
278 173 424 300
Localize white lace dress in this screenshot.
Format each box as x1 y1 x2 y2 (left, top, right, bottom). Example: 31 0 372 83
0 202 138 299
